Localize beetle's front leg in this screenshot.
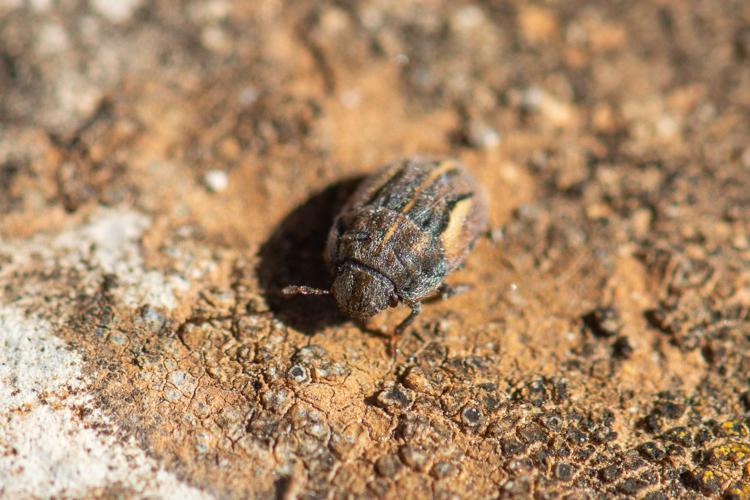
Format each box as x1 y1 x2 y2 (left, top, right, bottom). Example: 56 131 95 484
395 300 421 335
388 300 421 357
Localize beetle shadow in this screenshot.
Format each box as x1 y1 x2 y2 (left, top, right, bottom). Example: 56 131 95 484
257 176 365 334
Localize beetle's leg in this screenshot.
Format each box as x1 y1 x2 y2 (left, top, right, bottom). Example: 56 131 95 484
395 301 421 335
436 283 471 300
388 300 421 357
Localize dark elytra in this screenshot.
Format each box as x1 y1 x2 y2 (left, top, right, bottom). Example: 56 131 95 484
284 156 488 334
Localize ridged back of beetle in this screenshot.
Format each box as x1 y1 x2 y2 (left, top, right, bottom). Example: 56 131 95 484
330 207 445 300
326 157 487 302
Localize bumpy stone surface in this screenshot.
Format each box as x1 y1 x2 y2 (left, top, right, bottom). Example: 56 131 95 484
1 0 749 498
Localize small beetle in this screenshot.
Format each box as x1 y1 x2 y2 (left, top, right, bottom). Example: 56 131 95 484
283 156 488 333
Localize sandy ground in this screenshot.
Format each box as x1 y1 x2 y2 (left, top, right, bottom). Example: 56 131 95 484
1 0 750 498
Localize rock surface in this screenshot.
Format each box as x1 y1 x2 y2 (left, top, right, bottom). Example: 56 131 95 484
1 0 749 498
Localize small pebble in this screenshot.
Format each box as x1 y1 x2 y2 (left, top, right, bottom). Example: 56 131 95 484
340 89 361 108
91 0 142 23
203 170 228 192
393 53 410 65
239 87 259 106
466 121 501 149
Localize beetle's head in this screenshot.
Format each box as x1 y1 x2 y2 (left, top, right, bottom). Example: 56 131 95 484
331 262 398 320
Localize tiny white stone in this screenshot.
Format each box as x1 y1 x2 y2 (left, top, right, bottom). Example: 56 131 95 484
468 121 501 149
201 26 230 53
28 0 51 12
91 0 142 23
393 53 410 65
452 5 486 31
239 86 258 106
37 23 69 54
203 170 229 192
340 89 361 108
656 115 678 138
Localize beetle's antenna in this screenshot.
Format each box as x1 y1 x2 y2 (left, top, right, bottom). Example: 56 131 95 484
282 285 330 296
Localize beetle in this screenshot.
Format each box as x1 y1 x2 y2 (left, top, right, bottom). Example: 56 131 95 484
283 156 488 334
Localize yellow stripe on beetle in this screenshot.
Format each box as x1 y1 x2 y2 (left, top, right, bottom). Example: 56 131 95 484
440 196 476 263
399 160 458 214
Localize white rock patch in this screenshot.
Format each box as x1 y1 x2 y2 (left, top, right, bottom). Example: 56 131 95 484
0 208 207 498
0 307 211 499
0 209 189 310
